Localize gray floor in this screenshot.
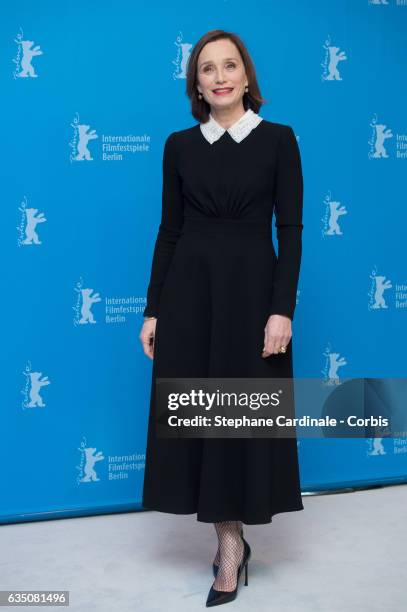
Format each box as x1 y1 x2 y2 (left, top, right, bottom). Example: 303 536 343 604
1 483 406 611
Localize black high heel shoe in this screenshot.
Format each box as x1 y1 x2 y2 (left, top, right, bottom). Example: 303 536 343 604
206 537 251 607
213 526 244 577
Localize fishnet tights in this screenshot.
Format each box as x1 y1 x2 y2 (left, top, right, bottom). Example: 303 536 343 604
213 520 243 566
212 520 244 592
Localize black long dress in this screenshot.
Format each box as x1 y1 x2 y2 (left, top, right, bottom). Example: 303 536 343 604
141 109 304 525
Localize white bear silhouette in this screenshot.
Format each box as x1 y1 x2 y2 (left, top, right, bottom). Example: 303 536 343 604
80 447 105 482
176 42 193 79
372 124 393 158
326 201 347 235
79 288 101 324
372 275 392 309
21 208 46 245
74 124 98 161
28 371 50 407
326 46 347 81
369 438 386 455
328 352 347 382
17 40 43 78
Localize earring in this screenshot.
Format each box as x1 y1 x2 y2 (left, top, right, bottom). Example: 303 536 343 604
245 85 249 93
198 91 203 99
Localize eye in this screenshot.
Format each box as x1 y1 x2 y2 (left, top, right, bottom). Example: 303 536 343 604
202 62 237 73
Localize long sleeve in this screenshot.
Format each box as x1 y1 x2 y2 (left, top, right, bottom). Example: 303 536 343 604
143 131 184 318
269 125 304 321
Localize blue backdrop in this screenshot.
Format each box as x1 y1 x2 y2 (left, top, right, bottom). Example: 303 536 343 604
1 0 406 524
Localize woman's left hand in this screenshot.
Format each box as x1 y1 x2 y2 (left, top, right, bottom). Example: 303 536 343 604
262 314 292 357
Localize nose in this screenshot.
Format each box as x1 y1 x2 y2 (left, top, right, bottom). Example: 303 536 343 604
214 68 226 83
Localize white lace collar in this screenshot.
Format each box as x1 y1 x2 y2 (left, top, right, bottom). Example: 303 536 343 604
200 108 263 144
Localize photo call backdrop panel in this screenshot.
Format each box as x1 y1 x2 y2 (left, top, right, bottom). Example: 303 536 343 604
1 0 406 524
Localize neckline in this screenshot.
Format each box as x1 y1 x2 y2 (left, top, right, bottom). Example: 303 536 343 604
199 108 264 145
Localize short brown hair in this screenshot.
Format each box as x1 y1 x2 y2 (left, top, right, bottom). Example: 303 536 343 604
186 29 268 123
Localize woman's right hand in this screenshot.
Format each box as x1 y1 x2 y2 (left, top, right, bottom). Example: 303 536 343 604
139 318 157 360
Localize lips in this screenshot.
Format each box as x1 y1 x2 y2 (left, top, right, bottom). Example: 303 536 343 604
213 87 234 95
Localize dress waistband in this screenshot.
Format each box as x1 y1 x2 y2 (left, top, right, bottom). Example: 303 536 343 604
181 216 271 235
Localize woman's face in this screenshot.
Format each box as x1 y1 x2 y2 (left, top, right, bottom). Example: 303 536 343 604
196 38 248 112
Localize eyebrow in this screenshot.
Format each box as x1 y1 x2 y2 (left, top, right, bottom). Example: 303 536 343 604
199 57 238 68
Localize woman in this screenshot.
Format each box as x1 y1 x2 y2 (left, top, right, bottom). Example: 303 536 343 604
139 29 304 607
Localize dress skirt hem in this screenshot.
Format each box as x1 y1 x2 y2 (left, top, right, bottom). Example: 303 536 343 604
140 501 304 525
